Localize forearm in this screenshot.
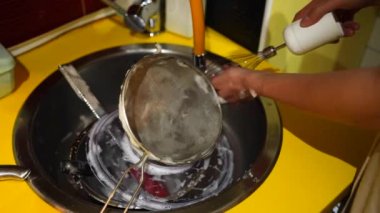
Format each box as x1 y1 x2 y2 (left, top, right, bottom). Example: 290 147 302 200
246 67 380 128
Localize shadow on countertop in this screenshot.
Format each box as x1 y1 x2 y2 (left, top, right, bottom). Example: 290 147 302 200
14 61 29 91
278 102 377 168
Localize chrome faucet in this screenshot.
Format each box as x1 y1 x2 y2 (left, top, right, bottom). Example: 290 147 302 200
101 0 164 36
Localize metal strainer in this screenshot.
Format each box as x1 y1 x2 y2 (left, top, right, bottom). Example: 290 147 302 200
103 53 223 212
119 54 222 165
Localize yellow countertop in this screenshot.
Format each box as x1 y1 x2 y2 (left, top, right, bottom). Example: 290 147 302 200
0 16 355 212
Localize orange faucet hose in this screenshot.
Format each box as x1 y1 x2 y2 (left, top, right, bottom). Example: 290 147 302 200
189 0 205 56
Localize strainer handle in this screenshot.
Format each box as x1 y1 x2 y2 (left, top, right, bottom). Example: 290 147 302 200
123 156 148 212
100 155 148 213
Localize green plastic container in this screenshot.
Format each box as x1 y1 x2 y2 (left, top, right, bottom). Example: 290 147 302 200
0 43 15 98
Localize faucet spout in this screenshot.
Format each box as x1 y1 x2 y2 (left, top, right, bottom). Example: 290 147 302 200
101 0 164 36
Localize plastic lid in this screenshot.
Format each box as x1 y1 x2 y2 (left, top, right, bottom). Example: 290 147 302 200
0 43 15 74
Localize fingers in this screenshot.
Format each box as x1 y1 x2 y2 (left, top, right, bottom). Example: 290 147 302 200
211 66 255 103
212 76 243 96
295 0 360 27
294 0 322 21
217 89 241 103
211 70 230 89
295 0 372 28
217 88 250 103
211 66 245 88
300 0 339 27
342 21 360 36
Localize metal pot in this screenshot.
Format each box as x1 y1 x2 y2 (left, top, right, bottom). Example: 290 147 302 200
0 43 282 212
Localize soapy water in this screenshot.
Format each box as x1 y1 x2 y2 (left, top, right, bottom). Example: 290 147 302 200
64 111 234 211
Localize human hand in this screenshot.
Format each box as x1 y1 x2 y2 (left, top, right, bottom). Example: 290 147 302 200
294 0 375 36
211 66 260 102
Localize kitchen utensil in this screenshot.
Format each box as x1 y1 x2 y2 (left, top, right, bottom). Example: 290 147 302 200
116 52 222 211
59 64 106 119
119 53 222 165
0 44 282 212
230 43 286 70
230 12 344 70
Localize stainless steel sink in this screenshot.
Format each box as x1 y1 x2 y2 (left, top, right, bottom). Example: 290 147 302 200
8 43 282 212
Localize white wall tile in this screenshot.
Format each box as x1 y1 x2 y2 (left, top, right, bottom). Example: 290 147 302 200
361 48 380 67
367 16 380 51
